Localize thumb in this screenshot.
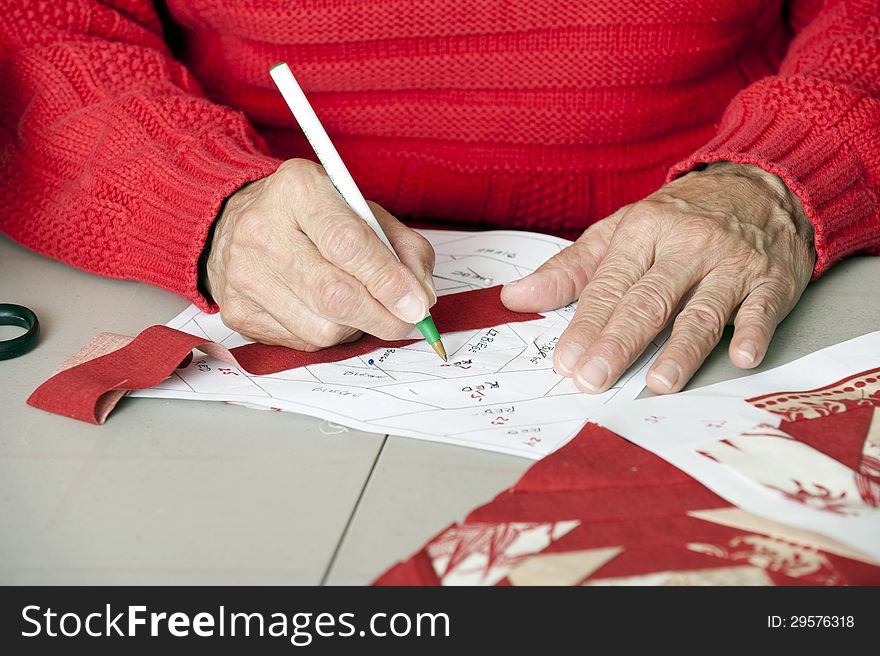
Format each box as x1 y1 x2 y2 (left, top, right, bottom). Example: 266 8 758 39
370 202 437 307
501 211 622 313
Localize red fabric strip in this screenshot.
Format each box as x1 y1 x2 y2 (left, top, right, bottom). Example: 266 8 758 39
27 286 542 424
230 284 538 375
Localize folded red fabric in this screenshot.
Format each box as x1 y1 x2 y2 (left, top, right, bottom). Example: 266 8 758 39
27 286 542 424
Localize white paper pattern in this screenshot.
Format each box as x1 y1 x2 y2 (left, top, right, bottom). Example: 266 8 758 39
132 230 665 458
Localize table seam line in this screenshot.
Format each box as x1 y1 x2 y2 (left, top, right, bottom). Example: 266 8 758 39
319 434 388 585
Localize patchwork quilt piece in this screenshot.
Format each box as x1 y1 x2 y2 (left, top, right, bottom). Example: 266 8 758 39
376 412 880 585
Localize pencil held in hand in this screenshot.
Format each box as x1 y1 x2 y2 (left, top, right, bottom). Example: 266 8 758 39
269 62 446 360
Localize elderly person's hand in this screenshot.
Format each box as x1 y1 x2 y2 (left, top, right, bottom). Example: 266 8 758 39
204 159 436 350
502 162 816 394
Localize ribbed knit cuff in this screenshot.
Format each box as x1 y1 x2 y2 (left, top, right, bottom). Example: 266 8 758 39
667 76 879 278
117 133 281 312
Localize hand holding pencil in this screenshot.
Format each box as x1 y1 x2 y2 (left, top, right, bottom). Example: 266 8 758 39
202 67 440 355
269 62 446 360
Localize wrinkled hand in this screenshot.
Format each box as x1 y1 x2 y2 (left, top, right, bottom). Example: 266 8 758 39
502 162 816 394
205 159 436 350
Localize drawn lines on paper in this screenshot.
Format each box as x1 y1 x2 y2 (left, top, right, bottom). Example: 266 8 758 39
138 230 665 457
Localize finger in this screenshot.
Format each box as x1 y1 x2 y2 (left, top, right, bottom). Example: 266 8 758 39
573 258 704 393
501 209 624 313
238 294 363 351
265 231 414 341
255 286 364 350
370 202 437 305
551 228 654 378
728 279 796 369
645 273 745 393
215 226 368 348
297 184 432 325
219 300 319 350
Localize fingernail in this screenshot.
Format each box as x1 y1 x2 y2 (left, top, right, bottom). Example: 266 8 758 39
556 343 585 376
575 357 611 392
506 272 545 291
651 360 681 391
736 340 758 365
394 293 427 324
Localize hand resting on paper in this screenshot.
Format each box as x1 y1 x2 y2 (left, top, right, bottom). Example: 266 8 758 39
502 162 817 395
203 159 437 350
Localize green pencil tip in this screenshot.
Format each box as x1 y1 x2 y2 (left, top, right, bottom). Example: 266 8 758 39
415 315 441 345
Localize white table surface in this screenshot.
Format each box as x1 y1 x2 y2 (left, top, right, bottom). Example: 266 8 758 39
1 234 878 584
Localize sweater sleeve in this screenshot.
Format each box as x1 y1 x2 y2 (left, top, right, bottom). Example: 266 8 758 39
0 0 282 310
668 0 880 277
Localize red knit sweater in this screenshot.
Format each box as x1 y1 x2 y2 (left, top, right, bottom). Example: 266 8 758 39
1 1 878 311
